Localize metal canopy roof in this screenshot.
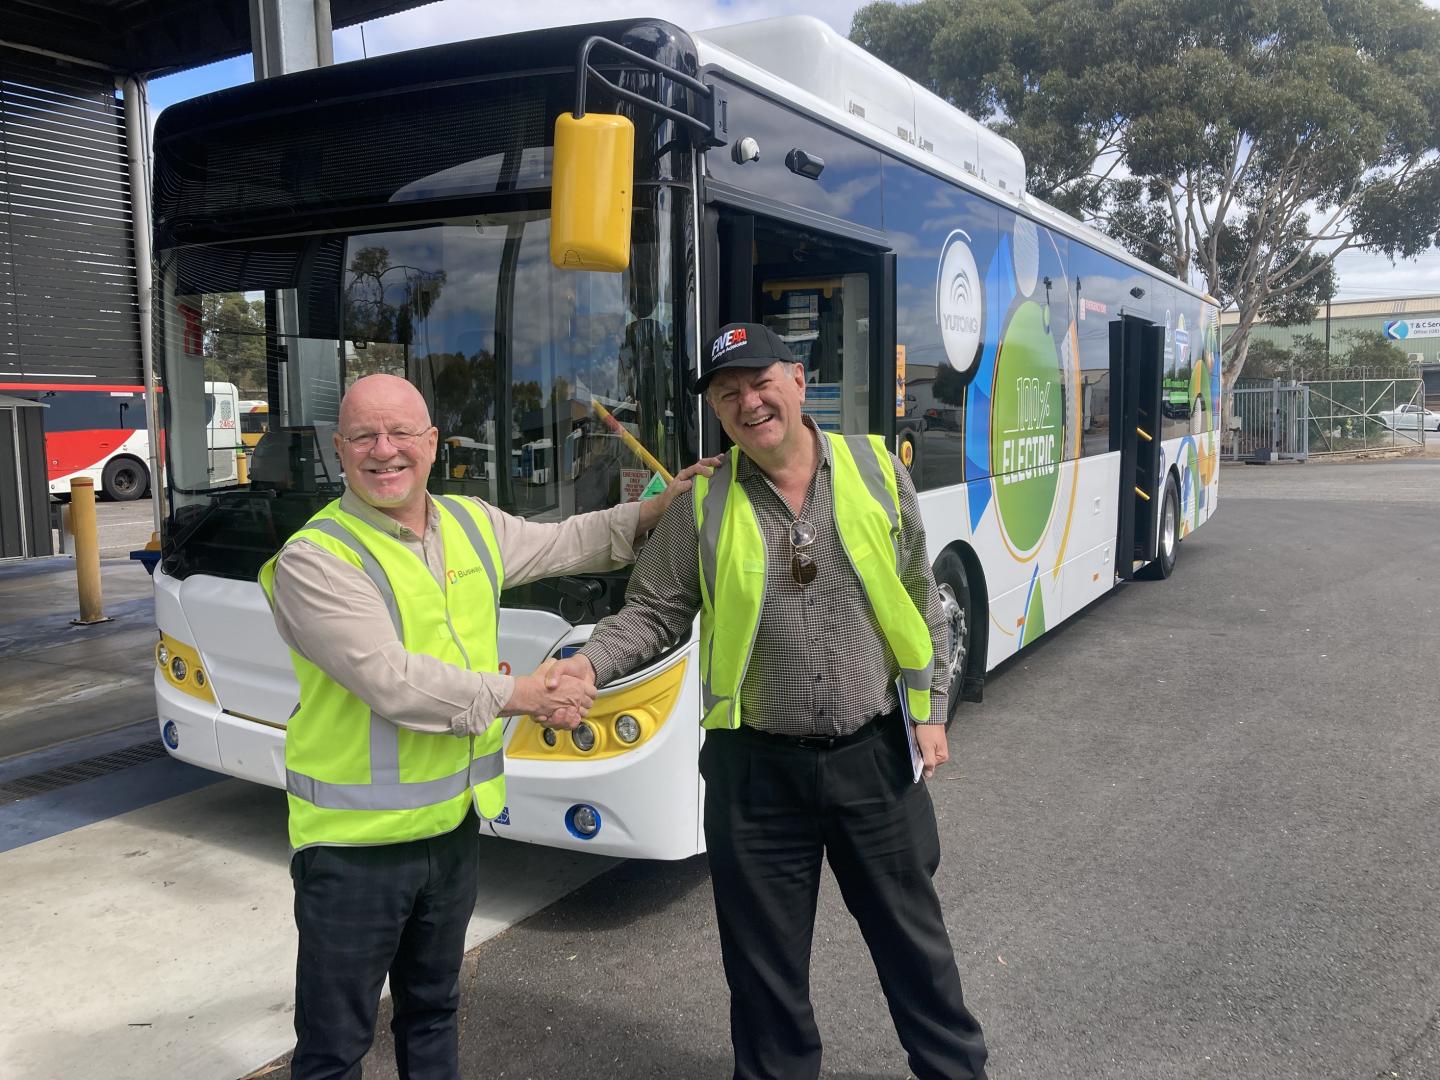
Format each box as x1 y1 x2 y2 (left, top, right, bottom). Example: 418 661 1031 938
1 0 436 77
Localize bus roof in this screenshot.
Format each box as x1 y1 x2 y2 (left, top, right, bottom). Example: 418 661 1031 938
694 16 1210 305
153 13 1209 306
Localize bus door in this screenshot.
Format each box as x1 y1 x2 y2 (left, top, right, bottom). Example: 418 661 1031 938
1109 314 1165 580
710 209 896 447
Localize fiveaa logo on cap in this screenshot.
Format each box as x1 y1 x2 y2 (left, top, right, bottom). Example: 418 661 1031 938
712 326 749 359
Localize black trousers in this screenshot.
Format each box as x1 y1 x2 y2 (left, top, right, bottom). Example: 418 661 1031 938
289 810 480 1080
700 715 988 1080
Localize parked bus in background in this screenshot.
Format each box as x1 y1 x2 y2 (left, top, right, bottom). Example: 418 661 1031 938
147 15 1220 860
0 382 152 500
0 379 251 499
238 400 269 447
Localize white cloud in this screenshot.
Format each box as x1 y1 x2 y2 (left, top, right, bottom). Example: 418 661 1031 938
1330 251 1440 301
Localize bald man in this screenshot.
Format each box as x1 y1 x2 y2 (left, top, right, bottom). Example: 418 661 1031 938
261 374 716 1080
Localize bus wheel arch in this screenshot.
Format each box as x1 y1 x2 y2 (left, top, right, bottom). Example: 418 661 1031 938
101 455 149 501
1139 470 1181 580
932 542 988 728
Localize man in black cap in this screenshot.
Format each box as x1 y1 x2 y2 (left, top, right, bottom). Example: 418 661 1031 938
549 322 988 1079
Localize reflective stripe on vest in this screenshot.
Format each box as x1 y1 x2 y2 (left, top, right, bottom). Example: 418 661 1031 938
694 457 766 729
693 432 934 729
259 497 508 847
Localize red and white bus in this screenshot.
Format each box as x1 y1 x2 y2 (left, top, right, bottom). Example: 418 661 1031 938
0 380 247 500
0 382 152 500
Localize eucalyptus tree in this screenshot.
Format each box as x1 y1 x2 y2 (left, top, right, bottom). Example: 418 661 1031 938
851 0 1440 390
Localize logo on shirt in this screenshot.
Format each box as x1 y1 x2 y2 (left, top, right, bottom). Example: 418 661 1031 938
446 566 485 585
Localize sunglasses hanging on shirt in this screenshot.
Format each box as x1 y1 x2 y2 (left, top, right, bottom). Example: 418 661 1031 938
790 519 817 585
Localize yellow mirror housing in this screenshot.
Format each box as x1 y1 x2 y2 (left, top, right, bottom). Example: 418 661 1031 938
550 112 635 273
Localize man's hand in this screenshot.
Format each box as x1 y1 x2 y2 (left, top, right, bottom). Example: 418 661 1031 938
539 654 598 730
636 455 725 534
913 722 950 781
502 658 595 729
545 653 596 690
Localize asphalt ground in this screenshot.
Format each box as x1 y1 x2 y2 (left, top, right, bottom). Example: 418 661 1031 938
4 460 1436 1079
332 458 1440 1080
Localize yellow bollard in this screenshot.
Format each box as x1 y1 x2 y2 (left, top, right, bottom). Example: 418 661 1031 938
236 448 249 485
69 477 111 626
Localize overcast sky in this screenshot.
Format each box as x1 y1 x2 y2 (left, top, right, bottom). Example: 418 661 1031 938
148 0 1440 305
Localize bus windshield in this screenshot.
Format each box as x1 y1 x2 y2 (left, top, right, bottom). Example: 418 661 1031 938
158 201 687 589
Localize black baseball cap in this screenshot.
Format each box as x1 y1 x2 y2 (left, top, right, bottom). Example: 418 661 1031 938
693 322 796 394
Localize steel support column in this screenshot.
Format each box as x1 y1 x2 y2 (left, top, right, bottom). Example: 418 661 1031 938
122 74 163 536
249 0 336 432
250 0 335 79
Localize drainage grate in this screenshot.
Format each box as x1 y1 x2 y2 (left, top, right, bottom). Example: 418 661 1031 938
0 741 169 805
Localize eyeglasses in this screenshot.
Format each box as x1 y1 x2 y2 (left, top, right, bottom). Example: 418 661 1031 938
340 429 428 452
790 519 817 586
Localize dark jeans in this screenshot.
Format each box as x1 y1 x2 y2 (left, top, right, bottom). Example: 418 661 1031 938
289 811 480 1080
701 715 989 1080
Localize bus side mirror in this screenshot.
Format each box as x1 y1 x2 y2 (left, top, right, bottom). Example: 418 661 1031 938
550 112 635 273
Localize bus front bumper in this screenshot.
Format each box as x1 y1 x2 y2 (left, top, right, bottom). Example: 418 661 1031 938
156 671 286 789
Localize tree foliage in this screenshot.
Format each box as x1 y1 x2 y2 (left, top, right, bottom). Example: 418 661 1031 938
850 0 1440 391
344 246 448 348
202 292 266 395
1240 329 1412 380
932 363 970 406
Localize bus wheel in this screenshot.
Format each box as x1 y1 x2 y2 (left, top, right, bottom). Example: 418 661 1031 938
1139 477 1179 580
933 549 971 729
102 457 148 501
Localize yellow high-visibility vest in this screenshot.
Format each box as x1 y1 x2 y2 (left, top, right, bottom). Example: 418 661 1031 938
259 496 506 850
692 432 934 729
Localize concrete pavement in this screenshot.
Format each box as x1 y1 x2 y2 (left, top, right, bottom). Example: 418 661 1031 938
0 552 615 1080
0 556 160 760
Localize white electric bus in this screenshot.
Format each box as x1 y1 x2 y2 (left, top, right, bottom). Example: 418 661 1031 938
149 15 1220 859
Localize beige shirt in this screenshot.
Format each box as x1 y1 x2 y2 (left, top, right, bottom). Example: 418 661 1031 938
270 489 642 738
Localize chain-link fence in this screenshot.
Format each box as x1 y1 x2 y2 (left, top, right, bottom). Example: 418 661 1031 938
1304 378 1429 456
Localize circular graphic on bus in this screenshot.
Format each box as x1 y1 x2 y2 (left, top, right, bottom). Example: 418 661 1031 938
991 300 1063 553
936 230 984 375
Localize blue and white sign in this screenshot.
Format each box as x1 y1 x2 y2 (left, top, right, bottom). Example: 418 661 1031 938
1384 318 1440 341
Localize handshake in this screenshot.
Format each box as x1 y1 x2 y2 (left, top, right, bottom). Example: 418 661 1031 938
501 653 598 730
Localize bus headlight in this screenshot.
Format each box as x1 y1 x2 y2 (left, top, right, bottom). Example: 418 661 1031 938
157 632 217 704
508 658 686 762
566 803 602 839
614 714 641 744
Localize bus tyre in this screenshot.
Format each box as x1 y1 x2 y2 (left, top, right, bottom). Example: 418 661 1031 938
102 457 148 502
1140 477 1179 581
933 549 971 729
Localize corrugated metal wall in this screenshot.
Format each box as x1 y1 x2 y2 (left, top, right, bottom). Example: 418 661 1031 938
1221 297 1440 365
0 46 141 384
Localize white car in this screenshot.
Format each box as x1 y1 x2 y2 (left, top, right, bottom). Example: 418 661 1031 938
1376 403 1440 432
